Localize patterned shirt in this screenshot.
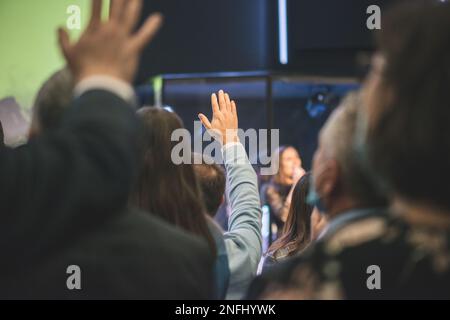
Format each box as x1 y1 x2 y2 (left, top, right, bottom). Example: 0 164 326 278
248 209 450 299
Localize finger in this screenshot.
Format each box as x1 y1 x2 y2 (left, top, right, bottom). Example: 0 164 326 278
224 93 232 112
231 100 237 117
129 13 163 52
123 0 143 33
88 0 102 29
198 114 212 129
110 0 126 22
218 90 227 112
58 28 71 60
211 93 220 115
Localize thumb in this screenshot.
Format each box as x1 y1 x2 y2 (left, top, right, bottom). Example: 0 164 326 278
198 113 212 129
58 27 71 60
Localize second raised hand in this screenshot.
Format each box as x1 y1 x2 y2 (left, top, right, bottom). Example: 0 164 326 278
58 0 163 84
198 90 239 145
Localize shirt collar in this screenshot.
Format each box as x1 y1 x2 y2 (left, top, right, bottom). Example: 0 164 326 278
318 207 383 241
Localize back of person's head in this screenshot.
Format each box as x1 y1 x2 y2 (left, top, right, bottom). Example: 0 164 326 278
131 107 216 253
312 91 387 215
361 1 450 211
192 158 226 217
30 68 74 137
267 173 314 258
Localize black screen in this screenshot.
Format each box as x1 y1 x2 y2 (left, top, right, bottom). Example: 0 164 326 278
135 0 272 83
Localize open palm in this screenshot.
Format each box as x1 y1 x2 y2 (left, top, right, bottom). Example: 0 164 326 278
198 90 239 145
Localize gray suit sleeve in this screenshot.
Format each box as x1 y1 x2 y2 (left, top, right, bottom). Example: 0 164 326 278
222 142 262 299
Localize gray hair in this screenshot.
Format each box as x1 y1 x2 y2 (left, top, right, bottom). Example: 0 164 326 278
31 68 74 134
320 91 387 206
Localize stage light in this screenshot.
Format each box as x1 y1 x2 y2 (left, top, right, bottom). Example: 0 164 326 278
278 0 288 65
163 106 175 113
305 92 329 118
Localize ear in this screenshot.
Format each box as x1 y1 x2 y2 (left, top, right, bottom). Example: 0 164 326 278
28 119 40 140
320 159 340 197
221 195 225 205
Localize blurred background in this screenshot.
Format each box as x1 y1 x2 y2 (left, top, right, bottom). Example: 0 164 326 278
0 0 397 244
0 0 396 145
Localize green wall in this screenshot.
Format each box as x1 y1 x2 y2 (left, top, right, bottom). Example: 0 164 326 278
0 0 109 111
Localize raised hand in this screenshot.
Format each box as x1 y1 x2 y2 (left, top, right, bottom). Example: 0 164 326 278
58 0 163 84
198 90 239 145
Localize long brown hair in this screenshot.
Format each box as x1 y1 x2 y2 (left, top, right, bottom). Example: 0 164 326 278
267 173 313 259
131 107 216 255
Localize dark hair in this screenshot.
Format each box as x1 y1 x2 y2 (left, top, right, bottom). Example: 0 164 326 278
272 145 297 185
267 173 313 259
31 68 74 134
0 120 4 146
367 1 450 210
193 162 226 217
131 107 216 254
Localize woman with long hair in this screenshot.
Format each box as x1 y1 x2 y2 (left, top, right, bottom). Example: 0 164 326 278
260 145 305 238
131 107 216 255
261 173 323 272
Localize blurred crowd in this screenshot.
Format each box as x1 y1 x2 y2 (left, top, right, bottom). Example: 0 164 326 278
0 0 449 299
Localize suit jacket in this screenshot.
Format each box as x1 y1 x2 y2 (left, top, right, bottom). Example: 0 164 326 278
0 90 213 299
